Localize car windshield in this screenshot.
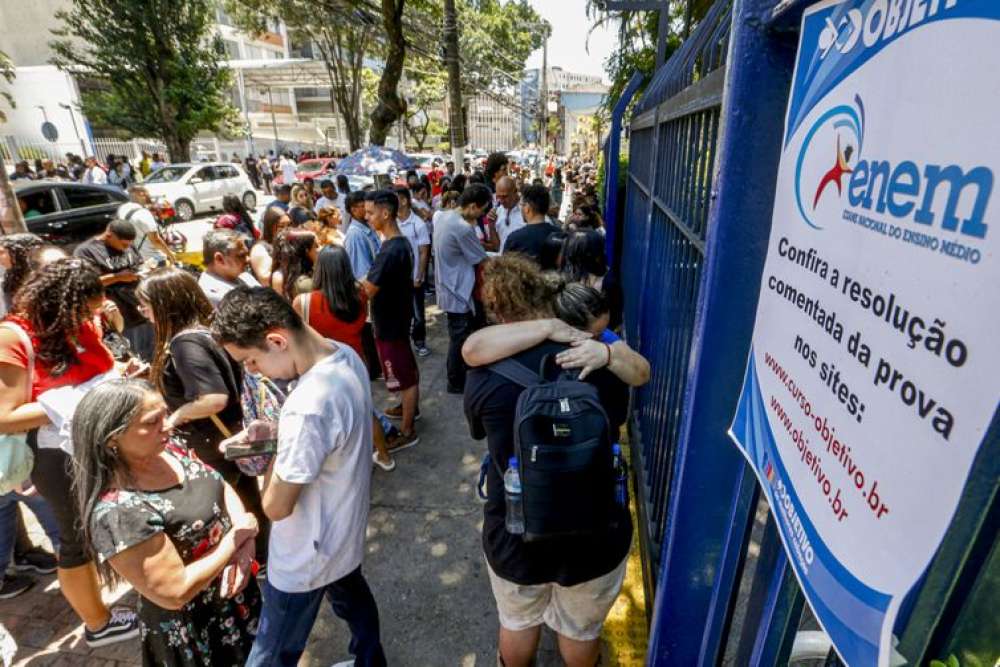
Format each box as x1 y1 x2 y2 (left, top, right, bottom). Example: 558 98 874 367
297 160 327 172
145 166 189 183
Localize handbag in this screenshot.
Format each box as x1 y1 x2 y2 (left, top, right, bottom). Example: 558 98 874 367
0 323 36 495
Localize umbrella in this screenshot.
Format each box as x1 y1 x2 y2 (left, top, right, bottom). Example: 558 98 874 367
335 145 416 176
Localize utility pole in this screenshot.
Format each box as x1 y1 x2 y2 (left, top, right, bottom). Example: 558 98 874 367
267 87 279 155
444 0 466 173
539 35 548 155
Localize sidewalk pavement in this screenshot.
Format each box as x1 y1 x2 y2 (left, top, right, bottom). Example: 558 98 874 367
3 302 646 666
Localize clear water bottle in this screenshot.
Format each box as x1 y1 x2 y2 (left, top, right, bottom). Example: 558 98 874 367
612 444 628 507
504 456 525 535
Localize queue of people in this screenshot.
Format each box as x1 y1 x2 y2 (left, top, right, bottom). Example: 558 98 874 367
0 147 648 667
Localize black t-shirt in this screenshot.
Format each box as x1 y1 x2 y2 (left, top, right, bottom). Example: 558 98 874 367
464 341 632 586
74 238 144 327
502 222 559 265
368 236 414 341
161 330 243 469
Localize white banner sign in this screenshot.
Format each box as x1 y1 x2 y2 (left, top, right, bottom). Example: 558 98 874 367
729 1 1000 665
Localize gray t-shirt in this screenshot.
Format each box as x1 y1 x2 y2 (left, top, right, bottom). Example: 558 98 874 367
432 210 487 314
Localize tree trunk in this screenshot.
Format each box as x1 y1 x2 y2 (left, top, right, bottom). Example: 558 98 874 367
368 0 407 146
165 135 189 163
444 0 465 172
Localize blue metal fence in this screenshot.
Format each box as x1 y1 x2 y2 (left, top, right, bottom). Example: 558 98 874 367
608 0 1000 664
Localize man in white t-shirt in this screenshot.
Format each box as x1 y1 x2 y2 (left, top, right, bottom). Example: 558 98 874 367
116 186 175 264
493 176 525 250
197 230 261 308
212 286 386 667
278 154 297 185
395 186 431 357
82 157 108 185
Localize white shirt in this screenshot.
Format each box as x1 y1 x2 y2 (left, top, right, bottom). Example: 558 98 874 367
84 165 107 185
279 157 297 185
197 271 260 308
116 203 161 262
269 344 373 592
397 211 431 281
313 193 345 216
496 204 526 250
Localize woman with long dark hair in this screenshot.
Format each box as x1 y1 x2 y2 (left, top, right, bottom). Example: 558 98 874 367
137 267 268 563
270 230 319 301
214 194 257 239
72 379 260 665
560 230 623 330
250 206 292 286
293 245 396 470
0 259 139 645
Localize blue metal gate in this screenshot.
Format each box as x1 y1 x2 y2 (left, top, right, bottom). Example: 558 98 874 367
608 0 1000 664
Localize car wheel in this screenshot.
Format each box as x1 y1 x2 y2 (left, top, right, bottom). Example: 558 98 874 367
242 191 257 210
175 199 195 222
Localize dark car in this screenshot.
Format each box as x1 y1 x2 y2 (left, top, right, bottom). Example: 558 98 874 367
13 180 129 247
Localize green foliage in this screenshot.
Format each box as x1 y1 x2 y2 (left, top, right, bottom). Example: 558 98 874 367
49 0 239 161
0 49 14 124
454 0 547 94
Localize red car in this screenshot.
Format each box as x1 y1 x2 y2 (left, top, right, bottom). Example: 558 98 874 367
273 157 338 185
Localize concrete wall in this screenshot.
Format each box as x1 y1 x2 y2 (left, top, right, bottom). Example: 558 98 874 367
1 66 91 156
0 0 71 66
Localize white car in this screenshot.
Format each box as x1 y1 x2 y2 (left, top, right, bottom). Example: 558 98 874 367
143 162 257 221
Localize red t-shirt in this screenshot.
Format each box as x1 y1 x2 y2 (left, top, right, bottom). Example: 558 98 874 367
0 315 115 401
305 290 367 361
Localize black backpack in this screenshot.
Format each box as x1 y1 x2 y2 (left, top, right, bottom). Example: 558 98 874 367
485 356 617 542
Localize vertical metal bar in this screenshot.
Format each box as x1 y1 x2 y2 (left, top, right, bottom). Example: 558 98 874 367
604 73 646 268
749 547 806 667
646 0 799 660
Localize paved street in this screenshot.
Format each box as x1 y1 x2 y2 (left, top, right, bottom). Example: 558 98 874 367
3 302 647 666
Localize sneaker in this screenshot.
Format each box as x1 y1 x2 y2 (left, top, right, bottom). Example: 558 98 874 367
385 404 421 422
385 431 419 454
13 548 57 575
0 574 34 600
85 607 140 647
415 344 431 358
332 661 355 667
372 451 396 472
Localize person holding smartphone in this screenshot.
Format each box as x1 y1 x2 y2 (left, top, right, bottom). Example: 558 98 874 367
137 268 269 567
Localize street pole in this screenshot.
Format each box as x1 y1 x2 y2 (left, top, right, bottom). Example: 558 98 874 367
444 0 466 173
59 103 88 157
0 152 27 235
267 87 279 155
540 36 548 156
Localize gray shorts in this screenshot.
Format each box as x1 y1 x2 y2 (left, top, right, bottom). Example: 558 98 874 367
485 555 628 641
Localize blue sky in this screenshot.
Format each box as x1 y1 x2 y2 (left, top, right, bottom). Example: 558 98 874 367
525 0 618 83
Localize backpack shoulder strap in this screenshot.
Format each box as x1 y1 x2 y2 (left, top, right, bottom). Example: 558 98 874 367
488 358 539 388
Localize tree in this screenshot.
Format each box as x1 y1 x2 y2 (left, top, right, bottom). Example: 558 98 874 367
0 49 15 123
227 1 377 151
50 0 239 162
368 0 408 146
400 70 447 151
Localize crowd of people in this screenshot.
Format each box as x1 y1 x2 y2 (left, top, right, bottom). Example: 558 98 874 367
0 148 648 667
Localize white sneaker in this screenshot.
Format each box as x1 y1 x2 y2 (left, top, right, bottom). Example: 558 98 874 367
331 661 355 667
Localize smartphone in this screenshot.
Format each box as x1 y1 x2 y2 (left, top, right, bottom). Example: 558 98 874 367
224 439 277 461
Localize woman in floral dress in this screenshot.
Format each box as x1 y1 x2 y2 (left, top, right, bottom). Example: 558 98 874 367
71 379 261 666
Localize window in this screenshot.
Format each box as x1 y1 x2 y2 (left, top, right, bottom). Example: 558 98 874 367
193 167 216 182
18 189 58 216
215 165 240 180
62 187 113 209
224 39 241 59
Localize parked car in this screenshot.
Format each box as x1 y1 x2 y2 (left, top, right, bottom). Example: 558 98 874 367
272 157 338 186
142 162 257 221
13 180 128 247
411 153 447 175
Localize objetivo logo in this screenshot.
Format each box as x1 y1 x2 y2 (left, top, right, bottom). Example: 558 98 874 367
794 95 865 231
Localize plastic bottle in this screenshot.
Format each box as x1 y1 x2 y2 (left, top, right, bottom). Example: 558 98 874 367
504 456 525 535
612 444 628 507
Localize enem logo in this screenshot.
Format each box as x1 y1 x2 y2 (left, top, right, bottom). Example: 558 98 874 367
794 95 992 240
794 96 865 230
